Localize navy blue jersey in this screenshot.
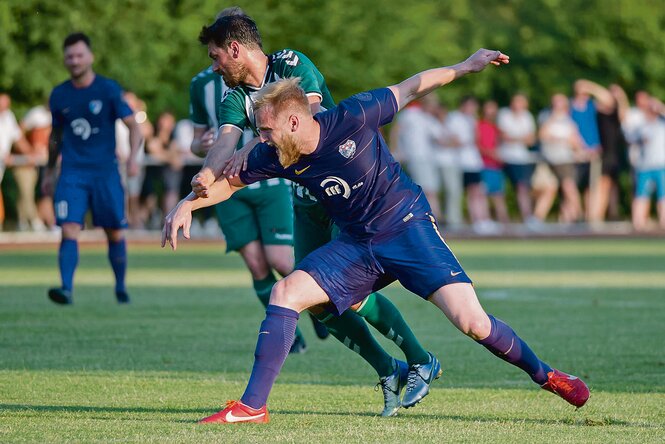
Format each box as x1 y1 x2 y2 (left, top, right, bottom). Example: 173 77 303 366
49 75 132 172
240 88 430 240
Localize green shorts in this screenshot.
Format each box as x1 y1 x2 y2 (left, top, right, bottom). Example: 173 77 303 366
215 179 294 252
293 194 340 263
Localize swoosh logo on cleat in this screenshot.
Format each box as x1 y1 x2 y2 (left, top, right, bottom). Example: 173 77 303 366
294 165 311 175
225 411 265 423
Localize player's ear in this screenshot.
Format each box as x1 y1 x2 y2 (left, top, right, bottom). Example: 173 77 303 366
229 41 240 58
289 115 299 132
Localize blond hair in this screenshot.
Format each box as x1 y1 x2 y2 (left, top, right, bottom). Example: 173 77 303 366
253 77 311 117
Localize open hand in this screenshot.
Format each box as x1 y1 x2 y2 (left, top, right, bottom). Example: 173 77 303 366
222 144 252 178
161 199 193 251
463 49 509 73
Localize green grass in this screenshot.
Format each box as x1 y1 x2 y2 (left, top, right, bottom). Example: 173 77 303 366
1 239 664 442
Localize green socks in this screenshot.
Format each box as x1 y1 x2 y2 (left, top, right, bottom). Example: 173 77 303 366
314 310 395 377
356 292 430 365
253 272 304 341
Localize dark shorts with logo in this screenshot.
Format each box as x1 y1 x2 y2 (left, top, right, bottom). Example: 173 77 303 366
296 212 472 315
215 180 293 252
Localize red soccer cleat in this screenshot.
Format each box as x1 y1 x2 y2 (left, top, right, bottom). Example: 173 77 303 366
541 369 590 408
198 400 270 424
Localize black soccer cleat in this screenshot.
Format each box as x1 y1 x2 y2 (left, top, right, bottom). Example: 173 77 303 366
309 313 330 340
115 290 131 304
289 335 307 354
48 287 72 305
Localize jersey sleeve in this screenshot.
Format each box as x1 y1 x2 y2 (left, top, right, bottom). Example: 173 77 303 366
49 89 64 129
218 88 250 131
109 80 133 121
238 143 283 185
272 50 324 100
341 88 399 129
189 78 208 127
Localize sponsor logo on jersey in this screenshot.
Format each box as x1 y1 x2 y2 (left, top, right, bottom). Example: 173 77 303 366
320 176 351 199
89 100 103 115
71 118 92 140
338 139 356 158
295 165 311 175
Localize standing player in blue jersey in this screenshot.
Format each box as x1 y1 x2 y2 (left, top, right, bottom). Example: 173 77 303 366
43 33 143 305
164 48 590 423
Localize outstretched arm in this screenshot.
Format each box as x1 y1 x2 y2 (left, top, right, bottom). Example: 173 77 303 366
575 79 615 114
388 49 509 111
162 175 245 250
191 126 243 197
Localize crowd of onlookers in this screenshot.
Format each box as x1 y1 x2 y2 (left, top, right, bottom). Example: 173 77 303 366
391 80 665 233
1 81 664 235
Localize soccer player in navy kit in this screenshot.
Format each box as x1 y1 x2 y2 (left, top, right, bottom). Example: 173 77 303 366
164 49 589 423
44 33 143 305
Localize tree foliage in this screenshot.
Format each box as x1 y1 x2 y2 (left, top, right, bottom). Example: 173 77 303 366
1 0 663 118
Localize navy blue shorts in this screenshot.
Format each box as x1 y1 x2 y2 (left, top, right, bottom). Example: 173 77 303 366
296 213 472 315
54 169 127 229
504 163 535 186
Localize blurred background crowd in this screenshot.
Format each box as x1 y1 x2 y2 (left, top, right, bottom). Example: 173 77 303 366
1 80 664 234
1 0 664 235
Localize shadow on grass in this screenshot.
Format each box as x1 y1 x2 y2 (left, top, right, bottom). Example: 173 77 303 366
1 404 655 429
273 409 652 428
0 403 208 416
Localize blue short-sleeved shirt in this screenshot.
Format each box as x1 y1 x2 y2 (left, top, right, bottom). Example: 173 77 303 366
239 88 431 240
49 75 132 172
571 98 600 149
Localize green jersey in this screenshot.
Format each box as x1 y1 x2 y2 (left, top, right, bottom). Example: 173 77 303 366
189 67 280 189
189 66 229 130
218 48 335 203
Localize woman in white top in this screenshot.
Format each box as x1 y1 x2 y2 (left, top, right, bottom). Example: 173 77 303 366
539 94 585 223
498 94 537 223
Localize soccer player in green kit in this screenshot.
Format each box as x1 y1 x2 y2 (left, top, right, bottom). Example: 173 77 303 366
189 12 438 415
189 7 325 353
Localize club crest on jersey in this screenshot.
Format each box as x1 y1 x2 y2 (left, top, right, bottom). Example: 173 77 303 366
338 139 356 158
89 100 103 115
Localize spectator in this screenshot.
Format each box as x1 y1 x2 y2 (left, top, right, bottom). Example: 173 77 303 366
571 80 603 220
477 100 509 224
0 93 32 231
572 80 625 224
617 90 651 173
392 94 443 219
142 111 176 229
14 104 49 231
627 98 665 231
539 94 585 223
497 93 537 224
116 91 152 229
448 96 497 234
432 103 464 229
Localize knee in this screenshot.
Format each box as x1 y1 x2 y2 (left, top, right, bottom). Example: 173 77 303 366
268 278 297 310
105 229 124 243
61 223 81 239
457 314 492 341
244 255 270 280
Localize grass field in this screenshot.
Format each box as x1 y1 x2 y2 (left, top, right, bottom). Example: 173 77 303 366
1 238 664 443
